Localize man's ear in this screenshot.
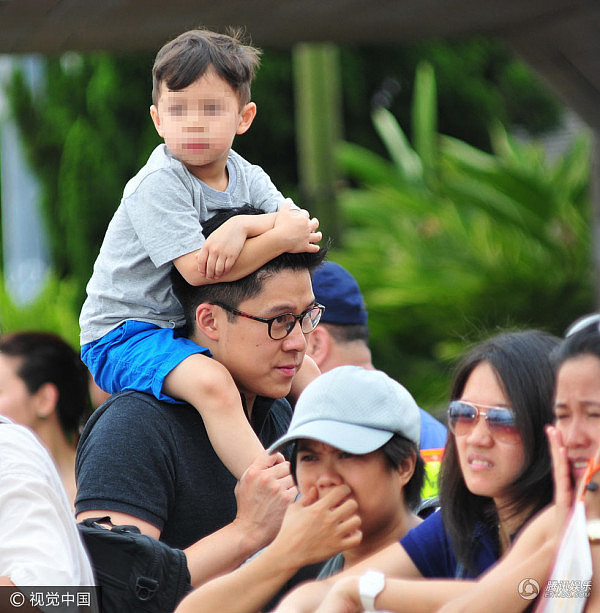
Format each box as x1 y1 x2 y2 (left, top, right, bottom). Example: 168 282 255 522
396 450 417 487
194 303 221 340
236 102 257 135
305 326 330 369
150 105 164 138
32 382 59 420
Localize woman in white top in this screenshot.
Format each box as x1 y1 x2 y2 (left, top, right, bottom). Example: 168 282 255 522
0 331 92 507
0 415 94 587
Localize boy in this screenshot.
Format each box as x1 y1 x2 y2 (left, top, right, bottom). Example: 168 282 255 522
79 28 321 479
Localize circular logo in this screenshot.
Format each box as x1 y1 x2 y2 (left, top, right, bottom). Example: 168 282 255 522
9 591 25 607
518 578 540 600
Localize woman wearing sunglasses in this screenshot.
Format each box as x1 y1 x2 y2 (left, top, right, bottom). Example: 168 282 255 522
273 330 558 612
437 314 600 612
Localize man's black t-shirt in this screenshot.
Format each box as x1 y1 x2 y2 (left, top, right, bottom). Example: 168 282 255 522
75 390 292 549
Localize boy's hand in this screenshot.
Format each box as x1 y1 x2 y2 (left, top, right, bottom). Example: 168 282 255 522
274 200 322 253
197 217 247 279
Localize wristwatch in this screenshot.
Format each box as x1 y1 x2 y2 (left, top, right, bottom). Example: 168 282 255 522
587 518 600 542
359 570 385 612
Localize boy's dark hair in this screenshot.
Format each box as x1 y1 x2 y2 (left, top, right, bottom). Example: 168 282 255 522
152 28 261 107
0 331 92 437
171 205 328 335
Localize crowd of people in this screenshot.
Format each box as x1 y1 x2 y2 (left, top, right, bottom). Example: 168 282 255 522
2 24 600 613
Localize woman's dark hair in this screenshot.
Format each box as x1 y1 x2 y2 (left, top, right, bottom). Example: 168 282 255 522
439 330 558 574
0 331 91 437
289 432 425 511
381 434 425 511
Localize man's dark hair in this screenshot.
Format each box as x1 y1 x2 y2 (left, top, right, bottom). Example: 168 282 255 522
171 205 328 335
323 322 370 345
152 28 261 107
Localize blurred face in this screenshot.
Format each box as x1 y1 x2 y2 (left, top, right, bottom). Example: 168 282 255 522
295 440 405 537
210 269 314 408
150 69 255 179
0 354 37 429
554 354 600 483
455 361 526 504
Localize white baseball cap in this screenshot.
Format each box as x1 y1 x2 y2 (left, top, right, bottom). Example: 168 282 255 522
269 365 420 454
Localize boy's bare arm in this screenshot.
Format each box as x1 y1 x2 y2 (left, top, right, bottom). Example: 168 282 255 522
288 356 321 404
173 202 321 286
173 211 277 285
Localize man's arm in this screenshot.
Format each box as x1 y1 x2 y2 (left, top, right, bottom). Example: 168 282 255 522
184 452 297 585
175 485 361 613
78 452 297 587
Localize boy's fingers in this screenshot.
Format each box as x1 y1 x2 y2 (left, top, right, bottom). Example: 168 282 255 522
291 207 309 218
196 250 207 275
213 256 226 278
222 256 235 276
204 252 218 279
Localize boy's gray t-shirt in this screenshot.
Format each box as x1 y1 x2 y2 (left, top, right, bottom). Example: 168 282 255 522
79 144 283 345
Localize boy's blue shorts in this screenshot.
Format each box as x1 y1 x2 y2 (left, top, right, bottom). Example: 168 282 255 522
81 320 211 404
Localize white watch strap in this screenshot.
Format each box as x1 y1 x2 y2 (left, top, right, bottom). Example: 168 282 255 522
359 570 385 612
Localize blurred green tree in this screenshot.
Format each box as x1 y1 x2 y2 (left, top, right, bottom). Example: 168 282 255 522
331 62 592 409
2 39 572 395
5 39 562 302
7 52 159 302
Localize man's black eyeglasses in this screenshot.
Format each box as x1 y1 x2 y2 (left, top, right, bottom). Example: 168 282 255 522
213 302 325 340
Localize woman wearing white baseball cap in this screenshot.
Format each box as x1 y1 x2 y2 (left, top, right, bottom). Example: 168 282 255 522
175 365 424 613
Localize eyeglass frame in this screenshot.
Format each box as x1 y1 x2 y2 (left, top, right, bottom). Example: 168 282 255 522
212 301 325 340
447 399 521 444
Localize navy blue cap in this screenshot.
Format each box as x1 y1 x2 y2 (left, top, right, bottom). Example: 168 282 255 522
312 262 368 325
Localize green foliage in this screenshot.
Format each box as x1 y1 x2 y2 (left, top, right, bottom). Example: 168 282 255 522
1 40 570 396
240 37 563 193
0 274 81 348
3 39 561 303
333 62 593 409
339 38 562 155
6 52 159 303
